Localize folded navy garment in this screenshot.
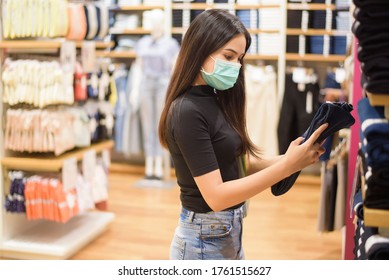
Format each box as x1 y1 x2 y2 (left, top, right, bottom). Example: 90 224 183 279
353 0 389 8
353 219 366 260
353 189 364 221
352 21 389 43
358 98 389 170
361 57 389 77
367 167 389 187
365 183 389 210
364 226 389 260
366 72 389 94
271 101 355 196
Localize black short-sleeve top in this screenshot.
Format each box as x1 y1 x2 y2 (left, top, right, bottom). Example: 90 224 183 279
166 85 244 213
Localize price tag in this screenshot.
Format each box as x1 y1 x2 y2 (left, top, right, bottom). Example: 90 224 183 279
81 41 96 73
335 68 346 84
83 149 97 183
102 149 111 168
62 157 77 192
60 41 76 74
306 91 313 114
292 67 306 84
302 11 309 32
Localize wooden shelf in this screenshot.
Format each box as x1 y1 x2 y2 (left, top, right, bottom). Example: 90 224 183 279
109 28 151 35
364 207 389 228
172 3 280 10
171 27 279 35
286 28 349 36
1 140 114 172
287 3 336 10
0 40 114 49
285 53 346 62
109 5 164 11
96 51 279 61
247 29 280 34
245 54 278 60
96 50 136 59
1 212 114 260
235 4 281 9
362 180 389 227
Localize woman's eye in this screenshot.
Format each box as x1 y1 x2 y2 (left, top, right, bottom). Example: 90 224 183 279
224 55 233 61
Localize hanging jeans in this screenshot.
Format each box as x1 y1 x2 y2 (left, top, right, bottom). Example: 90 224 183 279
139 74 169 157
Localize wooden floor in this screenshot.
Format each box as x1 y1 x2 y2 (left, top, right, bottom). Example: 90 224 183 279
69 165 343 260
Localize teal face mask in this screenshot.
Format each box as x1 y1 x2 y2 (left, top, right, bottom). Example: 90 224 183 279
201 56 241 90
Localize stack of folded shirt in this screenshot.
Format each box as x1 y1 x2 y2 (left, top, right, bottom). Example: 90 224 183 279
352 0 389 105
357 97 389 210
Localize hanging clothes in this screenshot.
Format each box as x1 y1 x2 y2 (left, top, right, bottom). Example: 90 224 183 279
277 71 321 155
244 64 279 157
135 35 180 159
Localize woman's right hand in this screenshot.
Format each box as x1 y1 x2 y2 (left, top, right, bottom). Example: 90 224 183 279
283 123 328 175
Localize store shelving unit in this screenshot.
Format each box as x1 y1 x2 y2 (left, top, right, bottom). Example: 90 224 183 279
107 3 171 59
1 141 114 173
0 29 116 258
0 40 113 50
104 1 348 104
285 53 346 62
170 2 283 60
285 1 349 63
0 140 115 260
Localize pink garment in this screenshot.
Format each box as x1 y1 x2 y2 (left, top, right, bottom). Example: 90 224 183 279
66 3 87 41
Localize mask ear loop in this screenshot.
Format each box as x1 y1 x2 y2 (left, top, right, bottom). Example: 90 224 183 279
201 56 216 75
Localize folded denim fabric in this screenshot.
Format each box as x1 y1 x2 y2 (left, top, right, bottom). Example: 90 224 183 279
353 8 389 25
365 173 389 209
353 189 364 220
366 72 389 94
352 21 389 42
354 218 366 260
357 40 389 63
364 226 389 260
361 57 389 77
271 101 355 196
353 0 389 8
358 98 389 170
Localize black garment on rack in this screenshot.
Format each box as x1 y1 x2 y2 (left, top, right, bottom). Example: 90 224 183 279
277 73 321 155
365 167 389 210
286 36 299 53
287 10 303 28
273 101 355 196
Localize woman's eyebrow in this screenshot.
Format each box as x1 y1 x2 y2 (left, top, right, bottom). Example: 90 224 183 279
224 48 244 56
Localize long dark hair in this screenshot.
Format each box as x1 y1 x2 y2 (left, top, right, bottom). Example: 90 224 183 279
159 9 260 158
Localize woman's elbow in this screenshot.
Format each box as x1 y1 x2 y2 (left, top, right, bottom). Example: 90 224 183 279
206 198 225 212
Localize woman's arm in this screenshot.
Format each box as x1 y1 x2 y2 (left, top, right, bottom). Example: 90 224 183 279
194 123 328 212
246 154 284 175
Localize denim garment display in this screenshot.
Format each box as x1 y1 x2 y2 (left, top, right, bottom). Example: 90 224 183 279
272 101 355 196
357 98 389 171
358 98 389 209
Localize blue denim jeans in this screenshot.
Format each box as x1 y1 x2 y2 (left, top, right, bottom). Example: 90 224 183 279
170 204 247 260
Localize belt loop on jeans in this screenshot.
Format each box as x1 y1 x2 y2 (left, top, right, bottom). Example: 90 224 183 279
188 210 195 222
243 201 249 218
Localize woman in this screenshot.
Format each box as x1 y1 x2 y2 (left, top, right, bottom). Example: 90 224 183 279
158 9 327 260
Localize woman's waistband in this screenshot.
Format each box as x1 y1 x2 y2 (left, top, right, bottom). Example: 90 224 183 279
180 202 248 222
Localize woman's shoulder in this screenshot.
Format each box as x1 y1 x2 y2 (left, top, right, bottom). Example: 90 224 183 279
170 92 208 123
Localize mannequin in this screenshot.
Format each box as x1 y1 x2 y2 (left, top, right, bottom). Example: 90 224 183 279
135 9 180 180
